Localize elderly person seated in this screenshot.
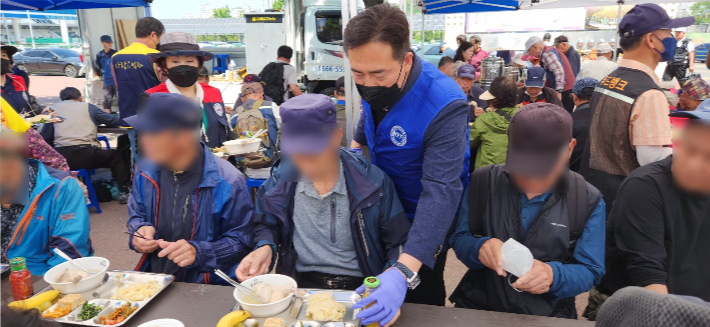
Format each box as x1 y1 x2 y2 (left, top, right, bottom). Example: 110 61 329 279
236 94 410 299
517 67 563 108
1 129 93 275
577 42 618 81
456 64 487 122
232 80 281 159
679 76 710 111
40 87 130 203
125 93 254 285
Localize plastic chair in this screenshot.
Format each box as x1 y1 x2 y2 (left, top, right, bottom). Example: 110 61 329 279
73 169 102 214
97 135 111 149
212 54 230 74
245 178 266 203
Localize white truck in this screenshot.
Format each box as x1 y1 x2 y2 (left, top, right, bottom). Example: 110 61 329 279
245 0 364 95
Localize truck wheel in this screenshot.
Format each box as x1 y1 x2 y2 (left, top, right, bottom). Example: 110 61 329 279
319 86 337 96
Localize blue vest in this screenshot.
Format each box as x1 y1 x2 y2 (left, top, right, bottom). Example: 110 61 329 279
362 60 469 219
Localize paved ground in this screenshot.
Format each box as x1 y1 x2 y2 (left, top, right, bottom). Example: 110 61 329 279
28 74 87 106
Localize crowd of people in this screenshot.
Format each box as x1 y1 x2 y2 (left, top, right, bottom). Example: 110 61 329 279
1 2 710 326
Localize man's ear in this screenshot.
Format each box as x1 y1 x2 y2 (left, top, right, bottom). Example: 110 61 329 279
569 139 577 158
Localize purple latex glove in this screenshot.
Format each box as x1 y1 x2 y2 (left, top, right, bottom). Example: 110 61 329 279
353 268 407 326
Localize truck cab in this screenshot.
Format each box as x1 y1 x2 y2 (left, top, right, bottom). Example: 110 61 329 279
286 0 364 94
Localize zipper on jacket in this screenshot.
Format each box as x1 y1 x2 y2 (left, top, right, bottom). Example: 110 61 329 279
166 173 180 274
357 211 370 257
181 195 190 230
330 198 336 243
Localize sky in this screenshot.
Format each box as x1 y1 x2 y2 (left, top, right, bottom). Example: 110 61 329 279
151 0 268 19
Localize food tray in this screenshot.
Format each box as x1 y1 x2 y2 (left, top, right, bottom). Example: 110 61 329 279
235 289 362 327
0 263 9 274
38 270 174 326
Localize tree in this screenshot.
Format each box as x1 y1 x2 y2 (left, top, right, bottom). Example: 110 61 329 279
691 2 710 24
272 0 284 11
213 5 231 18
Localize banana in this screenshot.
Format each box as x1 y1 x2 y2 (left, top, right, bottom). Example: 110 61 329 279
8 290 60 310
216 310 251 327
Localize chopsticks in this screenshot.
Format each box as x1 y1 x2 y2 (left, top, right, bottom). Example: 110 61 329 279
125 222 149 240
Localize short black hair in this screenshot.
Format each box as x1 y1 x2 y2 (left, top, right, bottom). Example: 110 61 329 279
618 29 645 52
59 87 82 101
198 66 209 77
343 3 411 61
575 87 595 101
488 76 518 109
454 42 474 62
438 56 454 68
135 17 165 38
277 45 293 60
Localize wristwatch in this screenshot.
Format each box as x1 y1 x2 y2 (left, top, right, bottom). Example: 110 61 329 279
392 262 421 290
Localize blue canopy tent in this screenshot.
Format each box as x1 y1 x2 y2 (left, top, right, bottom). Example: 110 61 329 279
0 0 148 11
415 0 522 56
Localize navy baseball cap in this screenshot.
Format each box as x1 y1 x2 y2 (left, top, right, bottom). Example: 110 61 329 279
457 64 476 79
279 94 339 155
525 67 546 88
619 4 694 37
506 103 573 177
124 93 202 133
100 35 112 43
243 74 261 84
670 98 710 121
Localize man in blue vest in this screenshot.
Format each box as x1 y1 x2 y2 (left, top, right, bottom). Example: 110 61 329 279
345 4 470 326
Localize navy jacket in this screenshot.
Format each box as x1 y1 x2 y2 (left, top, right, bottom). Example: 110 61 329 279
127 143 254 285
253 149 411 278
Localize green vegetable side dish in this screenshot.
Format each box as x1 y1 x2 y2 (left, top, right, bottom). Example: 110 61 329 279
77 302 103 321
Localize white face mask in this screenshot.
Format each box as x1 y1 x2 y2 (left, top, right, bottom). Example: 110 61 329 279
501 238 534 278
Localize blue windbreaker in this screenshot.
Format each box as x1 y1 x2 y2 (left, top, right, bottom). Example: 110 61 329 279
5 160 93 275
127 144 254 285
253 149 411 278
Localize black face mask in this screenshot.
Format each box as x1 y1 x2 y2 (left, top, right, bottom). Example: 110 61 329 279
355 63 404 111
1 60 11 75
168 65 199 87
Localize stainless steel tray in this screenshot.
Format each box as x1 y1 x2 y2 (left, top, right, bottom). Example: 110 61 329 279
38 270 174 326
0 263 9 274
236 289 362 327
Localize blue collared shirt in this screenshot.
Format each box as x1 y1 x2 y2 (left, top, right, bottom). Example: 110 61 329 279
336 100 346 106
450 187 606 299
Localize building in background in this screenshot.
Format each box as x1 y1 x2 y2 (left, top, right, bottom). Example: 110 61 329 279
0 10 80 48
231 5 253 18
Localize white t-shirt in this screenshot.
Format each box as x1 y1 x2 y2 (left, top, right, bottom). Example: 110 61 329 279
276 59 297 101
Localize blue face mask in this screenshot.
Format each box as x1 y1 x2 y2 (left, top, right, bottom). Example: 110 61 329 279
652 34 677 62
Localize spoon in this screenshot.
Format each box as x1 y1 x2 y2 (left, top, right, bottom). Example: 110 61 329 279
53 248 92 275
214 269 264 304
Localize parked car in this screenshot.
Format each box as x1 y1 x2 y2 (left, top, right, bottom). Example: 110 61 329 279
695 43 708 63
13 47 84 78
419 42 445 66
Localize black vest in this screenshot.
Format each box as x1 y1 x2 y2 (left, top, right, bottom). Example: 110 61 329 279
450 165 602 318
671 38 690 66
578 66 659 211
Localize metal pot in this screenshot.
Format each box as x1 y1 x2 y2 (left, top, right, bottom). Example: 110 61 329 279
480 57 505 90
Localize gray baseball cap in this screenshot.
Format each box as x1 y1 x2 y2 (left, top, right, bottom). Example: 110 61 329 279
505 103 573 177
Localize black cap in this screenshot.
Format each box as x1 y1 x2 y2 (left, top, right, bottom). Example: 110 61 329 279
124 93 202 133
1 44 18 57
243 74 260 83
619 3 694 37
505 103 572 177
335 76 345 91
198 66 209 77
543 33 551 41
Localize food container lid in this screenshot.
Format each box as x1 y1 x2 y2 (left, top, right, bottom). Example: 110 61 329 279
363 276 380 288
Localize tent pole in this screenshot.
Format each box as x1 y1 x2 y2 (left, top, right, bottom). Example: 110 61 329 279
420 12 425 58
26 11 36 49
409 0 413 45
613 2 622 61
